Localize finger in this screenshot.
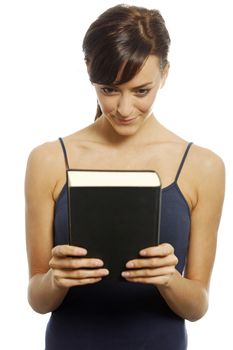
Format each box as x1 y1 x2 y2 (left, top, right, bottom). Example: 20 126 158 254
49 257 104 270
139 243 174 257
52 245 87 258
122 275 170 286
122 266 176 279
126 255 178 269
55 277 103 288
55 268 109 279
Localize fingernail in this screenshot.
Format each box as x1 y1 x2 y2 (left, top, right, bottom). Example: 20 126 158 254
78 248 87 254
122 271 130 277
140 250 146 256
126 262 134 268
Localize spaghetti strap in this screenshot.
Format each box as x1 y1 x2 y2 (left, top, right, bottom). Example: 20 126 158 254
58 137 70 170
175 142 193 182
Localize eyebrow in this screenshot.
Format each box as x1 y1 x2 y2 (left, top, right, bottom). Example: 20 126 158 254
105 81 153 89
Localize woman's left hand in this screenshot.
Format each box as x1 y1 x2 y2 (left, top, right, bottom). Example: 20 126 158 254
122 243 178 287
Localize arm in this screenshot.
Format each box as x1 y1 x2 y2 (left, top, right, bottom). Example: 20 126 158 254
122 149 225 321
25 142 109 314
25 143 65 314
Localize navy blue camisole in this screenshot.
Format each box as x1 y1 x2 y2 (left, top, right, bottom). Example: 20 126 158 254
45 140 192 350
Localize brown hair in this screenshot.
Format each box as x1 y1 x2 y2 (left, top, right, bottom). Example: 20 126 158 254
82 4 171 120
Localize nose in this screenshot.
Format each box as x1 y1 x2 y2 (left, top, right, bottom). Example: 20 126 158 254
117 94 133 118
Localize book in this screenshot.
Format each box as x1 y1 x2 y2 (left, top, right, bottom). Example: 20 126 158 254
67 169 161 282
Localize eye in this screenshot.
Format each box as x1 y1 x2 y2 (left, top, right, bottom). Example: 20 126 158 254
135 88 150 97
101 87 119 95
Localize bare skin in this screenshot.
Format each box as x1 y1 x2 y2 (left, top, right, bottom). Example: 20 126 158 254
25 56 225 319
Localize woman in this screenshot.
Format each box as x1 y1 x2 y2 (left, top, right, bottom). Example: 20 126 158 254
25 4 225 349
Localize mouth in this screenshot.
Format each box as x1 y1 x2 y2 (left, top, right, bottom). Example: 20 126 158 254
114 116 138 125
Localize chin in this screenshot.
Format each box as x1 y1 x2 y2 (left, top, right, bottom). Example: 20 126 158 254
103 114 147 137
110 121 140 136
112 124 141 137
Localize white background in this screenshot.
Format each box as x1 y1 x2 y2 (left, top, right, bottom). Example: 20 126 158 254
0 0 232 349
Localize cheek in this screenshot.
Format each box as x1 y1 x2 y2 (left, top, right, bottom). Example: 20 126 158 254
137 93 158 113
97 95 116 114
100 100 115 113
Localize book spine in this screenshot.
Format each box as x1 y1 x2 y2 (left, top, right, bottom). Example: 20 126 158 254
66 170 72 245
157 189 162 245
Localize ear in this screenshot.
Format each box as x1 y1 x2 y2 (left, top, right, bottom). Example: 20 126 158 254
160 63 170 89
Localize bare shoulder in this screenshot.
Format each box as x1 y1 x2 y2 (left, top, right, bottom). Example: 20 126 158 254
26 139 64 174
189 144 225 196
25 139 65 197
190 144 225 178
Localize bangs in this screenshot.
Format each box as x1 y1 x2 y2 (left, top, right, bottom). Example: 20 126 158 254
88 37 152 86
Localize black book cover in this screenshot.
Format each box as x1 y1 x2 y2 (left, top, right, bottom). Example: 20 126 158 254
67 169 161 282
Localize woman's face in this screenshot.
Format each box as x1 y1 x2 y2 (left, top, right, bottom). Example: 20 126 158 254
93 55 169 136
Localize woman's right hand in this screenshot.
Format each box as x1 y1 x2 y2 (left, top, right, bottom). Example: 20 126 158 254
49 245 109 289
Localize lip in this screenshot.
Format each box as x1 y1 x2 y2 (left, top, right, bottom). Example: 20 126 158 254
114 117 137 125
